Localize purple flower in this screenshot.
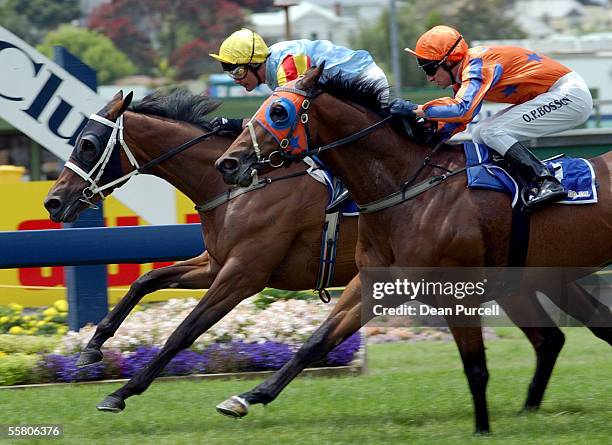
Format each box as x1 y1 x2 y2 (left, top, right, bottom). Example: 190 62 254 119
121 347 161 377
121 347 206 377
31 335 362 384
40 354 104 382
163 350 206 376
241 341 294 370
326 332 361 366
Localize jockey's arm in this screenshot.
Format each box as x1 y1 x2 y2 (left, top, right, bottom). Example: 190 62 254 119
421 61 500 124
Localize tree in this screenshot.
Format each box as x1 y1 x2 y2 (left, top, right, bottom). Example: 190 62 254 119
37 25 136 84
240 0 274 12
420 0 526 44
0 0 81 44
354 4 429 88
88 0 246 79
355 0 526 87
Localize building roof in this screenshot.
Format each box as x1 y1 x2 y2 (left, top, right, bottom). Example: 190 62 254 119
252 2 346 27
514 0 585 19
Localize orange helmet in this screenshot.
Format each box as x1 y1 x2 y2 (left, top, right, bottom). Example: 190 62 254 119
405 25 467 63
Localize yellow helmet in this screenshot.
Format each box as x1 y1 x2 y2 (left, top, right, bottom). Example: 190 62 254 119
209 28 269 65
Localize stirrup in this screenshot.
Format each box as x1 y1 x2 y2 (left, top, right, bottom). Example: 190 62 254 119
525 180 566 209
325 189 351 214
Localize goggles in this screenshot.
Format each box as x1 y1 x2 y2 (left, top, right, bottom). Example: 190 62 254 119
226 64 249 80
223 31 257 81
416 35 464 77
418 59 442 76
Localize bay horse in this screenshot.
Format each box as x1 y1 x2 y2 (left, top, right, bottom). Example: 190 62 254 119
215 67 612 433
43 88 609 422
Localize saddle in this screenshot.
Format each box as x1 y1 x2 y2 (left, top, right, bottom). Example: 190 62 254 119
464 142 598 208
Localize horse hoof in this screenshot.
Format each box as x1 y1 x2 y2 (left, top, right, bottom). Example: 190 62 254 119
474 429 491 436
216 396 250 418
96 395 126 413
76 348 103 367
519 405 540 415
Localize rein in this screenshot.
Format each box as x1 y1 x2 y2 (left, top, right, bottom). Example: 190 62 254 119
65 113 218 208
249 85 473 215
195 169 312 212
311 115 394 156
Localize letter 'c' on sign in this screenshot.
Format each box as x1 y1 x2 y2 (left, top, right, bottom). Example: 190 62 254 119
0 41 44 102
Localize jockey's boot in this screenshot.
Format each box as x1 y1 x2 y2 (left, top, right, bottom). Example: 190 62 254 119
504 142 567 209
325 188 351 214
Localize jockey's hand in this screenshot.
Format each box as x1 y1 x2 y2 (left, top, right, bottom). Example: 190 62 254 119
389 98 418 118
210 117 244 137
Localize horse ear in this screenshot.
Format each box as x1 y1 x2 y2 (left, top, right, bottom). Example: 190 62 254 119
118 91 134 115
111 90 124 102
300 62 325 91
107 90 133 120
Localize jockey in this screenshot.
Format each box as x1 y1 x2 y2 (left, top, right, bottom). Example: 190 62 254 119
209 28 389 136
389 25 593 209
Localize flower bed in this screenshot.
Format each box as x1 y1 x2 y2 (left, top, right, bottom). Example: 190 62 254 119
0 301 68 336
0 297 362 386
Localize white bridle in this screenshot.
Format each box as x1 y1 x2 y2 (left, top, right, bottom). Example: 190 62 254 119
64 114 141 207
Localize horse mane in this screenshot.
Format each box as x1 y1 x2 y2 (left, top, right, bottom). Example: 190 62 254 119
318 73 388 113
129 87 222 130
318 74 435 145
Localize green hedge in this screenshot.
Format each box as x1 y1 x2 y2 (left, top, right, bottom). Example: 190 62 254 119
0 334 60 354
0 353 38 386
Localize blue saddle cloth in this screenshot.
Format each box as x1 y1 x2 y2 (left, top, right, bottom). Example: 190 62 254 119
463 142 598 207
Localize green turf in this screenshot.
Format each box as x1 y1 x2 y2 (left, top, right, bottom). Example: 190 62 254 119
0 327 610 444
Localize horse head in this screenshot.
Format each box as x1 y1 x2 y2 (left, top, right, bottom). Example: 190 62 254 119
44 90 134 222
216 65 330 187
44 87 227 223
216 64 415 192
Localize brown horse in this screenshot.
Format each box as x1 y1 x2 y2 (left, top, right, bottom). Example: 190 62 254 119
215 68 612 433
43 88 609 422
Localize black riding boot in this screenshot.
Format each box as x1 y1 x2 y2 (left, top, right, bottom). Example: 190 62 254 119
503 142 567 208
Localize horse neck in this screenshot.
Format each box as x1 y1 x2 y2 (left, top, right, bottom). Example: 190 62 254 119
122 112 230 205
314 100 435 204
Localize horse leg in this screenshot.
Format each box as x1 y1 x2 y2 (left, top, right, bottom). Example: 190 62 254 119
496 295 565 411
216 275 365 418
77 252 216 367
448 325 490 434
96 260 265 412
547 282 612 345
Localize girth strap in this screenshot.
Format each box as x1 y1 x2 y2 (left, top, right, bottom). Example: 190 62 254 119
195 181 269 212
359 167 467 214
195 169 312 212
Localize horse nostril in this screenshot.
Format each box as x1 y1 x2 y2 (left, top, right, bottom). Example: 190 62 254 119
216 157 239 174
44 197 61 212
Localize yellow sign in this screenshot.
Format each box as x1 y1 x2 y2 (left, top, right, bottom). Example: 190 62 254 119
0 181 205 307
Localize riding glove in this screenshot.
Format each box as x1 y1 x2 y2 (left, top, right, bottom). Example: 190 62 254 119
210 117 244 137
389 98 418 118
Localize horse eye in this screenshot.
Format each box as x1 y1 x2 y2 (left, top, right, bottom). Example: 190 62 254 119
270 105 289 123
79 139 98 161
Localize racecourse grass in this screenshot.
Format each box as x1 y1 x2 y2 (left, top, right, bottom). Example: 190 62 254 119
1 328 610 445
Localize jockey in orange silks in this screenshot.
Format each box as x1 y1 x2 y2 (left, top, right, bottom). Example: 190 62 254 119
390 25 593 208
